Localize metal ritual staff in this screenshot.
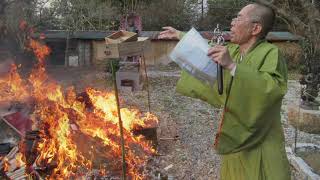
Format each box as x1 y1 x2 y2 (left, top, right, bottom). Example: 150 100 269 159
212 24 226 148
212 24 224 95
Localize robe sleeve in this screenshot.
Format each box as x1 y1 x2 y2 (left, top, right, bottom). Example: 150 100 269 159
175 42 236 108
175 70 225 108
216 47 288 154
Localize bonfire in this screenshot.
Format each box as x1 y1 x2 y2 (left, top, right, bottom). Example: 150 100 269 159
0 37 158 179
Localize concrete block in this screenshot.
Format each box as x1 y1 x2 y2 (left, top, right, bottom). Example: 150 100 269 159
116 70 143 91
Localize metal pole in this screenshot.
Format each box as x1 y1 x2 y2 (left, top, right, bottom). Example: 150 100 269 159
295 84 303 153
142 54 151 112
294 124 297 153
110 60 127 180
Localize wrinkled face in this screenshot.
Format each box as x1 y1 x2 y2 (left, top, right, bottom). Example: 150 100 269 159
230 5 256 45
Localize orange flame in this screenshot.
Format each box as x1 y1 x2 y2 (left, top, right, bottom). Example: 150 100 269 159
15 152 26 168
29 39 51 64
0 37 157 179
2 158 9 172
0 63 28 103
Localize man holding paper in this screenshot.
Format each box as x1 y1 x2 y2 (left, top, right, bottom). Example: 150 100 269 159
159 3 290 180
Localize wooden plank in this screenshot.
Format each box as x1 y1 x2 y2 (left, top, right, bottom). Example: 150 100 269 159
105 37 151 58
105 31 137 44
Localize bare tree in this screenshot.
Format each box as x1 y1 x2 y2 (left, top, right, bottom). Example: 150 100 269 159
258 0 320 108
0 0 17 41
258 0 320 57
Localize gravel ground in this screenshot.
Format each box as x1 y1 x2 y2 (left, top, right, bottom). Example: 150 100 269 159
117 67 320 179
41 65 320 179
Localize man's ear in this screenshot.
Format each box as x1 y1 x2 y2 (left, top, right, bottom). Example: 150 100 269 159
252 23 262 36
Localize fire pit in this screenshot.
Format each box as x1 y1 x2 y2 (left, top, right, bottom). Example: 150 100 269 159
0 38 158 179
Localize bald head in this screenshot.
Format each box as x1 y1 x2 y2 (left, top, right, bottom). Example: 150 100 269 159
247 3 275 38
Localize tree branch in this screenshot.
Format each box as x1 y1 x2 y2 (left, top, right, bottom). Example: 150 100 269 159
258 0 307 34
297 0 320 37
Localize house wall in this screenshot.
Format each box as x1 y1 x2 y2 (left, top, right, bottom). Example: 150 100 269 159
91 40 178 67
146 40 177 65
46 40 67 66
92 41 107 63
78 40 91 66
68 39 301 69
46 39 92 67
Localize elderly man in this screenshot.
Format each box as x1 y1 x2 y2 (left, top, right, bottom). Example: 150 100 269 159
159 3 290 180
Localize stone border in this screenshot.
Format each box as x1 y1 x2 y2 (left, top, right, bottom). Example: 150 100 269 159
287 104 320 134
286 143 320 180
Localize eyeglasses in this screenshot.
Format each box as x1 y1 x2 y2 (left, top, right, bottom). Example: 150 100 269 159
232 14 259 24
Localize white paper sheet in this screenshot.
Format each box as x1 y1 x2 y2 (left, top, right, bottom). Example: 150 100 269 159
170 27 217 86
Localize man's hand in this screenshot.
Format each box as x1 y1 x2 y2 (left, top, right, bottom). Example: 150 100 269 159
207 45 235 70
158 26 181 40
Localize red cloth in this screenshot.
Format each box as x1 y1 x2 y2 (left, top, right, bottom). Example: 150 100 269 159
2 112 32 137
120 14 142 33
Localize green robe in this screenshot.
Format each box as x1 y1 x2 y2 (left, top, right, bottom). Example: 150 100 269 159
175 40 291 180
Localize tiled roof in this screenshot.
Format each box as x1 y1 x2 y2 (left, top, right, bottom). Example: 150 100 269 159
34 30 301 42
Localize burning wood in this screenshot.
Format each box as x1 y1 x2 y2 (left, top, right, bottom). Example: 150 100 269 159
5 146 18 160
0 146 27 179
6 165 26 179
0 37 158 179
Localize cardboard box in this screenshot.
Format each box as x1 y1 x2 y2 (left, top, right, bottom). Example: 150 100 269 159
105 30 138 44
104 37 151 58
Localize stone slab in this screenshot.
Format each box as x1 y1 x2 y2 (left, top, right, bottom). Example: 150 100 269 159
286 144 320 180
287 105 320 134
